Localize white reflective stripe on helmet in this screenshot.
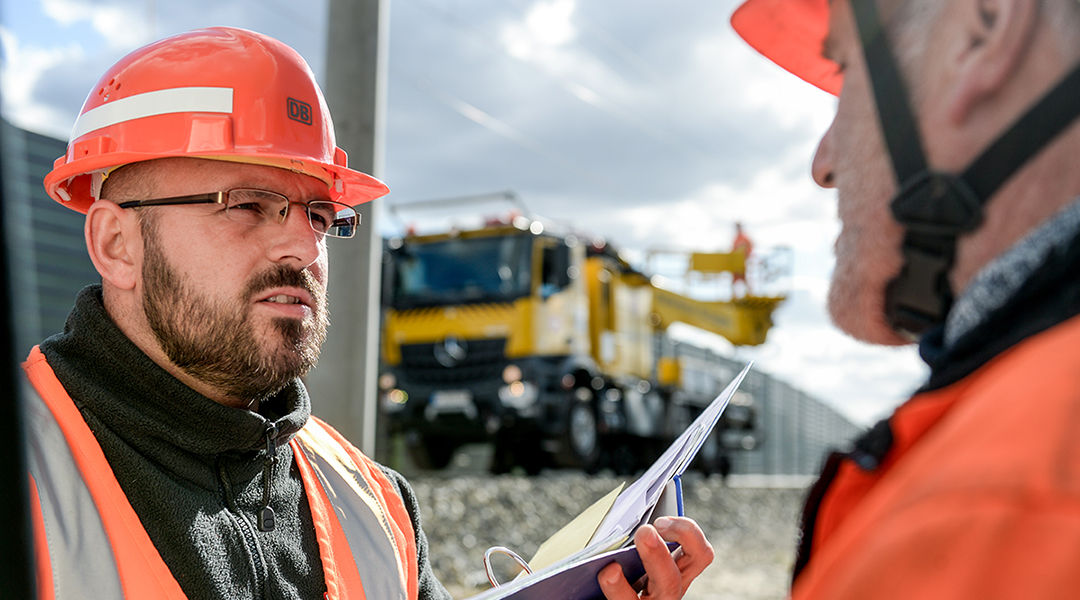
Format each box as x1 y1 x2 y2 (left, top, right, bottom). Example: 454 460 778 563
25 384 124 599
295 424 410 600
71 87 234 140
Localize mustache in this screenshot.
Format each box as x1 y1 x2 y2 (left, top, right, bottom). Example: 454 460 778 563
244 265 325 305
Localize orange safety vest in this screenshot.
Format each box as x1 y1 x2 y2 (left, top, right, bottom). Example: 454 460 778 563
793 313 1080 599
23 346 420 600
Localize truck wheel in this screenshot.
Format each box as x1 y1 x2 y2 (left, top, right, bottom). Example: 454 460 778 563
609 441 639 476
718 455 732 480
556 399 601 471
491 432 546 476
406 433 457 470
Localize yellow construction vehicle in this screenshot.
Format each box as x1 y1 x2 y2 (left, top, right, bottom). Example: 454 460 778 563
379 215 785 474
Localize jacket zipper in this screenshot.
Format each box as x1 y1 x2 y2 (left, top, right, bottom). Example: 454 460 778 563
215 422 281 600
258 423 279 532
217 456 269 600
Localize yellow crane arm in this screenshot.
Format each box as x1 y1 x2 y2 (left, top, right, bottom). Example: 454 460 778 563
650 286 783 346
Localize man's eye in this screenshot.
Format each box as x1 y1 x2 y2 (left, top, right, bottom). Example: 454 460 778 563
308 205 338 226
231 202 264 212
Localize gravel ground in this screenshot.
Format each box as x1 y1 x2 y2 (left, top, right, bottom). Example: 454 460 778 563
409 471 807 600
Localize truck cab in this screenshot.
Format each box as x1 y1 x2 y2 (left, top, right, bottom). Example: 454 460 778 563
380 219 595 472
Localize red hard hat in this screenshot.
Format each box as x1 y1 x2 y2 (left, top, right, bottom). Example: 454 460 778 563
731 0 841 96
44 27 388 213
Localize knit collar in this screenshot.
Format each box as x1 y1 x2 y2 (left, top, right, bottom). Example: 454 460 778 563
918 196 1080 390
40 285 310 457
943 196 1080 348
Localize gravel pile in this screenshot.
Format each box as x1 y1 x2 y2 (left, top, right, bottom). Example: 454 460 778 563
409 472 807 600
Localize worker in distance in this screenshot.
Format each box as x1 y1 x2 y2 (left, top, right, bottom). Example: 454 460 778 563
22 26 713 599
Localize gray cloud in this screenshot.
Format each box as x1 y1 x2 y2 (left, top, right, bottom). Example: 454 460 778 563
381 0 820 214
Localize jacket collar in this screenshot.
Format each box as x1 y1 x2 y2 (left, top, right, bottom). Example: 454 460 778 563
39 285 310 457
920 196 1080 391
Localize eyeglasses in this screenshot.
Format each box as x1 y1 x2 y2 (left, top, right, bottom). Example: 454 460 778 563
117 188 361 239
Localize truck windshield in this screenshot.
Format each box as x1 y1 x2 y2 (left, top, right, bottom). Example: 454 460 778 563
391 234 532 308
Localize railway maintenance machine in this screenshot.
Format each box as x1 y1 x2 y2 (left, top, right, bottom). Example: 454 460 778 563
379 216 785 474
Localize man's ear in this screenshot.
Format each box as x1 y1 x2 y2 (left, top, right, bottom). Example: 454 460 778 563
947 0 1039 124
85 200 140 290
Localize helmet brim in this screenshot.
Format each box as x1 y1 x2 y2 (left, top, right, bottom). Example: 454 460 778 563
731 0 842 96
45 152 389 214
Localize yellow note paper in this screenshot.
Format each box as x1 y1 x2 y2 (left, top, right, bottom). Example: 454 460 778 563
526 483 626 573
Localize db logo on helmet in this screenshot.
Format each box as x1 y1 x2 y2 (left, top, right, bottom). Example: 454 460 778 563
287 98 313 126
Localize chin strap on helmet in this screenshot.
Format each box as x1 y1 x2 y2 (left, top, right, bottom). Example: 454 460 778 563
852 0 1080 339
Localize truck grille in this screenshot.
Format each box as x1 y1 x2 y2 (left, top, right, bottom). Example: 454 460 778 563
399 338 507 385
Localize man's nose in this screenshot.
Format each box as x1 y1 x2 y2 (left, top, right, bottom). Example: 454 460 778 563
270 203 322 266
812 123 836 189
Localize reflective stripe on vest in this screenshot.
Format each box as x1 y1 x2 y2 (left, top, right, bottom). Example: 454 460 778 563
293 419 416 600
23 346 418 600
25 385 129 600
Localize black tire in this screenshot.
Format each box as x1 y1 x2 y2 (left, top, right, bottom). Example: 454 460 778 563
718 455 732 481
609 441 639 476
491 432 546 476
405 432 457 470
555 395 602 471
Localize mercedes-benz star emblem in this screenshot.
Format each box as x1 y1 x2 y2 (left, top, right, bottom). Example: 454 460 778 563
434 335 468 368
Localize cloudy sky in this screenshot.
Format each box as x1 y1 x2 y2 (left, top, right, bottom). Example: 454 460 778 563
0 0 928 425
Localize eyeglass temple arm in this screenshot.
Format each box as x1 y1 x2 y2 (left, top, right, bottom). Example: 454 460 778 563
117 192 225 209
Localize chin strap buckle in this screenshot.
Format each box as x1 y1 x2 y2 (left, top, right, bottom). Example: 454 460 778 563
885 171 985 339
886 242 953 340
891 171 983 236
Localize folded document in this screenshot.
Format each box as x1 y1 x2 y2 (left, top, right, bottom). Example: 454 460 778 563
463 362 753 600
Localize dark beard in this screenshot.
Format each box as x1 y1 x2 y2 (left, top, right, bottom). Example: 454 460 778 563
141 231 329 403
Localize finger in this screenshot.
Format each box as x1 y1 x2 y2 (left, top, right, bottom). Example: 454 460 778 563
652 517 715 591
598 560 639 600
634 524 684 599
598 518 717 600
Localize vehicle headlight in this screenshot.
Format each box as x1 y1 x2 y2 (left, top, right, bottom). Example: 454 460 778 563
499 381 539 410
382 388 409 412
502 364 523 384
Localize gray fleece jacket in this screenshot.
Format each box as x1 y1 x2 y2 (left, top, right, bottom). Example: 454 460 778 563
39 285 452 600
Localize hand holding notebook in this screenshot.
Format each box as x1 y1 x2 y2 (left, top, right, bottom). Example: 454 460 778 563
463 362 753 600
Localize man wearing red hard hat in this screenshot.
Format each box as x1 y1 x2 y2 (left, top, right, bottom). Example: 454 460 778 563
733 0 1080 597
23 27 713 600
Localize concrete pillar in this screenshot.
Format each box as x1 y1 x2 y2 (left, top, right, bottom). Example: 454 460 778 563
306 0 389 457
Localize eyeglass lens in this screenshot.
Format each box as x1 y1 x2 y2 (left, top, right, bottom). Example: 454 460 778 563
225 189 358 238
